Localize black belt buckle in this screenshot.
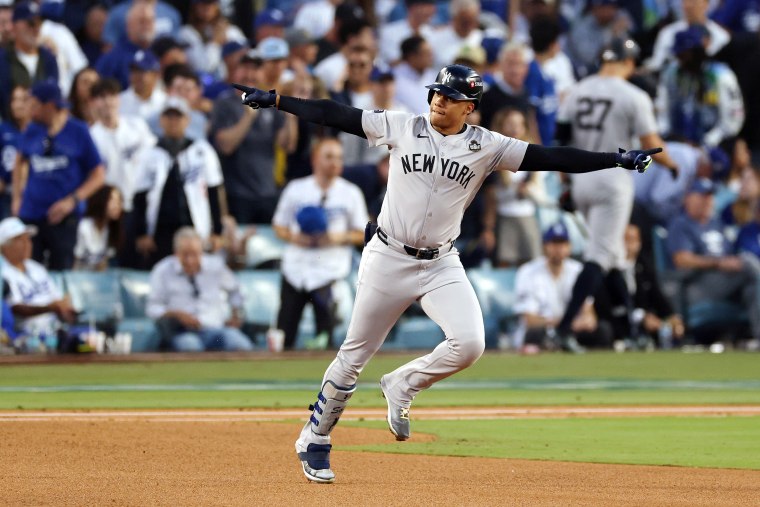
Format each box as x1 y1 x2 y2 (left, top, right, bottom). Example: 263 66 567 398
414 247 438 260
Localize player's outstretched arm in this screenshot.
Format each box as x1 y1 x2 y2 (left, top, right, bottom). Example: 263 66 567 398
518 144 661 174
233 84 367 139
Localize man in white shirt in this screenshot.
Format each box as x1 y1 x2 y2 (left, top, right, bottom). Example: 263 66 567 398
427 0 483 71
119 50 167 122
272 137 368 350
147 227 252 352
393 35 438 114
0 217 77 344
378 0 436 64
513 222 608 352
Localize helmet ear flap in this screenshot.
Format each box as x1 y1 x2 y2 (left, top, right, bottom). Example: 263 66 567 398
427 89 434 105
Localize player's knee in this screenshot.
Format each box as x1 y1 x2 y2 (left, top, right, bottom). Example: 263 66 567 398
451 330 485 367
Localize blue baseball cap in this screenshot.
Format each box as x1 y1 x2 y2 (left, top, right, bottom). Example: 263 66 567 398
689 178 715 195
130 50 160 72
673 25 708 54
12 1 40 22
257 37 289 60
370 64 394 82
30 80 66 108
222 41 247 59
253 8 284 31
542 222 570 243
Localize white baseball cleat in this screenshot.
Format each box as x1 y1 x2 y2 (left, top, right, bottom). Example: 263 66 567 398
380 375 411 441
295 441 335 483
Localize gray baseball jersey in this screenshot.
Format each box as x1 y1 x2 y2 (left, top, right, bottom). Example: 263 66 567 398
558 75 658 270
363 110 529 248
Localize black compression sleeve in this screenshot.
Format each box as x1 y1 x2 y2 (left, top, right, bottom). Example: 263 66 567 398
278 96 366 139
519 144 618 173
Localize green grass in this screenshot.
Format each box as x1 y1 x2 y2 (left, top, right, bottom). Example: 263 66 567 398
345 416 760 469
1 352 760 409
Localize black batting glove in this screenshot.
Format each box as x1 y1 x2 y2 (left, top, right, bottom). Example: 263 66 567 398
232 83 277 109
615 147 662 173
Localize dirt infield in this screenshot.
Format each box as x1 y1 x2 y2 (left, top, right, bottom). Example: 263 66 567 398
4 407 760 506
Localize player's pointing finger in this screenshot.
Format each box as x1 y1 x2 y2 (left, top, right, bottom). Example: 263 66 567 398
642 148 663 156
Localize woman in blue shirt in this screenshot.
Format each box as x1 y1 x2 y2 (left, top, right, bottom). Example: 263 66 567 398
0 85 33 220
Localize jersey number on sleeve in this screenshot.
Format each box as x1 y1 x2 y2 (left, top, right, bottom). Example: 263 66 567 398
576 98 613 130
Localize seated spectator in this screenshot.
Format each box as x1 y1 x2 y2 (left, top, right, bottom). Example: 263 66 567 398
566 0 633 78
76 4 110 66
96 1 156 90
74 185 123 271
12 81 106 271
478 42 536 132
0 86 32 220
378 0 436 65
393 35 438 115
721 165 760 228
251 8 285 45
0 2 58 119
150 36 190 75
119 50 167 121
272 138 368 350
655 26 744 148
0 217 78 346
427 0 483 71
596 224 685 349
146 227 252 352
0 2 12 44
514 222 611 352
525 16 560 145
133 97 224 268
314 17 376 93
666 178 760 345
39 3 88 97
68 67 100 126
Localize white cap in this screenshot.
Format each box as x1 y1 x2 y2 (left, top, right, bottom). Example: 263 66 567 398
161 96 191 116
0 217 37 246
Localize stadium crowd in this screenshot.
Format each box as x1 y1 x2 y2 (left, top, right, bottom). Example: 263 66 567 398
1 0 759 353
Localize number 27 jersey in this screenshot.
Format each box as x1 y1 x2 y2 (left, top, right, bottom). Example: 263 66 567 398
558 75 658 154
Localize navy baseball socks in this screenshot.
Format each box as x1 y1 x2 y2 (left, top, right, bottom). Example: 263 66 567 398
295 380 356 483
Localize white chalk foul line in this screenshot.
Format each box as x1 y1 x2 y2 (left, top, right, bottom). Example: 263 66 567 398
2 406 760 422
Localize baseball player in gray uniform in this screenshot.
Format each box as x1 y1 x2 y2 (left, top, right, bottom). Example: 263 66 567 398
234 63 660 484
553 38 679 352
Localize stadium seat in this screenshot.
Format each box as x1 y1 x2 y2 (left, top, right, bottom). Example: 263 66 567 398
118 270 152 318
467 267 518 348
237 270 281 345
116 318 160 352
391 316 445 349
294 278 355 349
64 270 122 323
244 225 286 269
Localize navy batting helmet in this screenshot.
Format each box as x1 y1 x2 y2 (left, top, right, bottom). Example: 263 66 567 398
599 37 640 64
425 64 484 110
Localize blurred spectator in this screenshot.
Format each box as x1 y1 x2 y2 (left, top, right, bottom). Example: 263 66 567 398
479 42 535 131
73 185 123 270
281 73 330 181
272 138 368 350
428 0 483 70
567 0 633 78
284 28 319 78
201 40 248 100
0 2 59 119
177 0 246 78
148 63 209 139
735 189 760 261
119 49 167 121
67 67 100 126
133 97 224 268
0 86 32 220
378 0 436 64
393 35 437 114
77 4 110 66
514 222 611 352
257 37 291 90
0 2 12 43
0 217 77 346
711 0 760 34
510 0 558 46
484 107 545 267
314 17 375 92
38 3 88 96
453 44 487 75
147 227 253 352
647 0 730 72
525 17 560 145
368 154 389 221
209 53 294 224
150 36 190 74
370 64 409 113
721 166 760 227
251 8 285 44
103 0 181 47
655 26 744 147
313 1 367 63
89 77 156 267
96 1 157 90
596 223 685 349
12 81 106 270
666 178 760 344
293 0 342 40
